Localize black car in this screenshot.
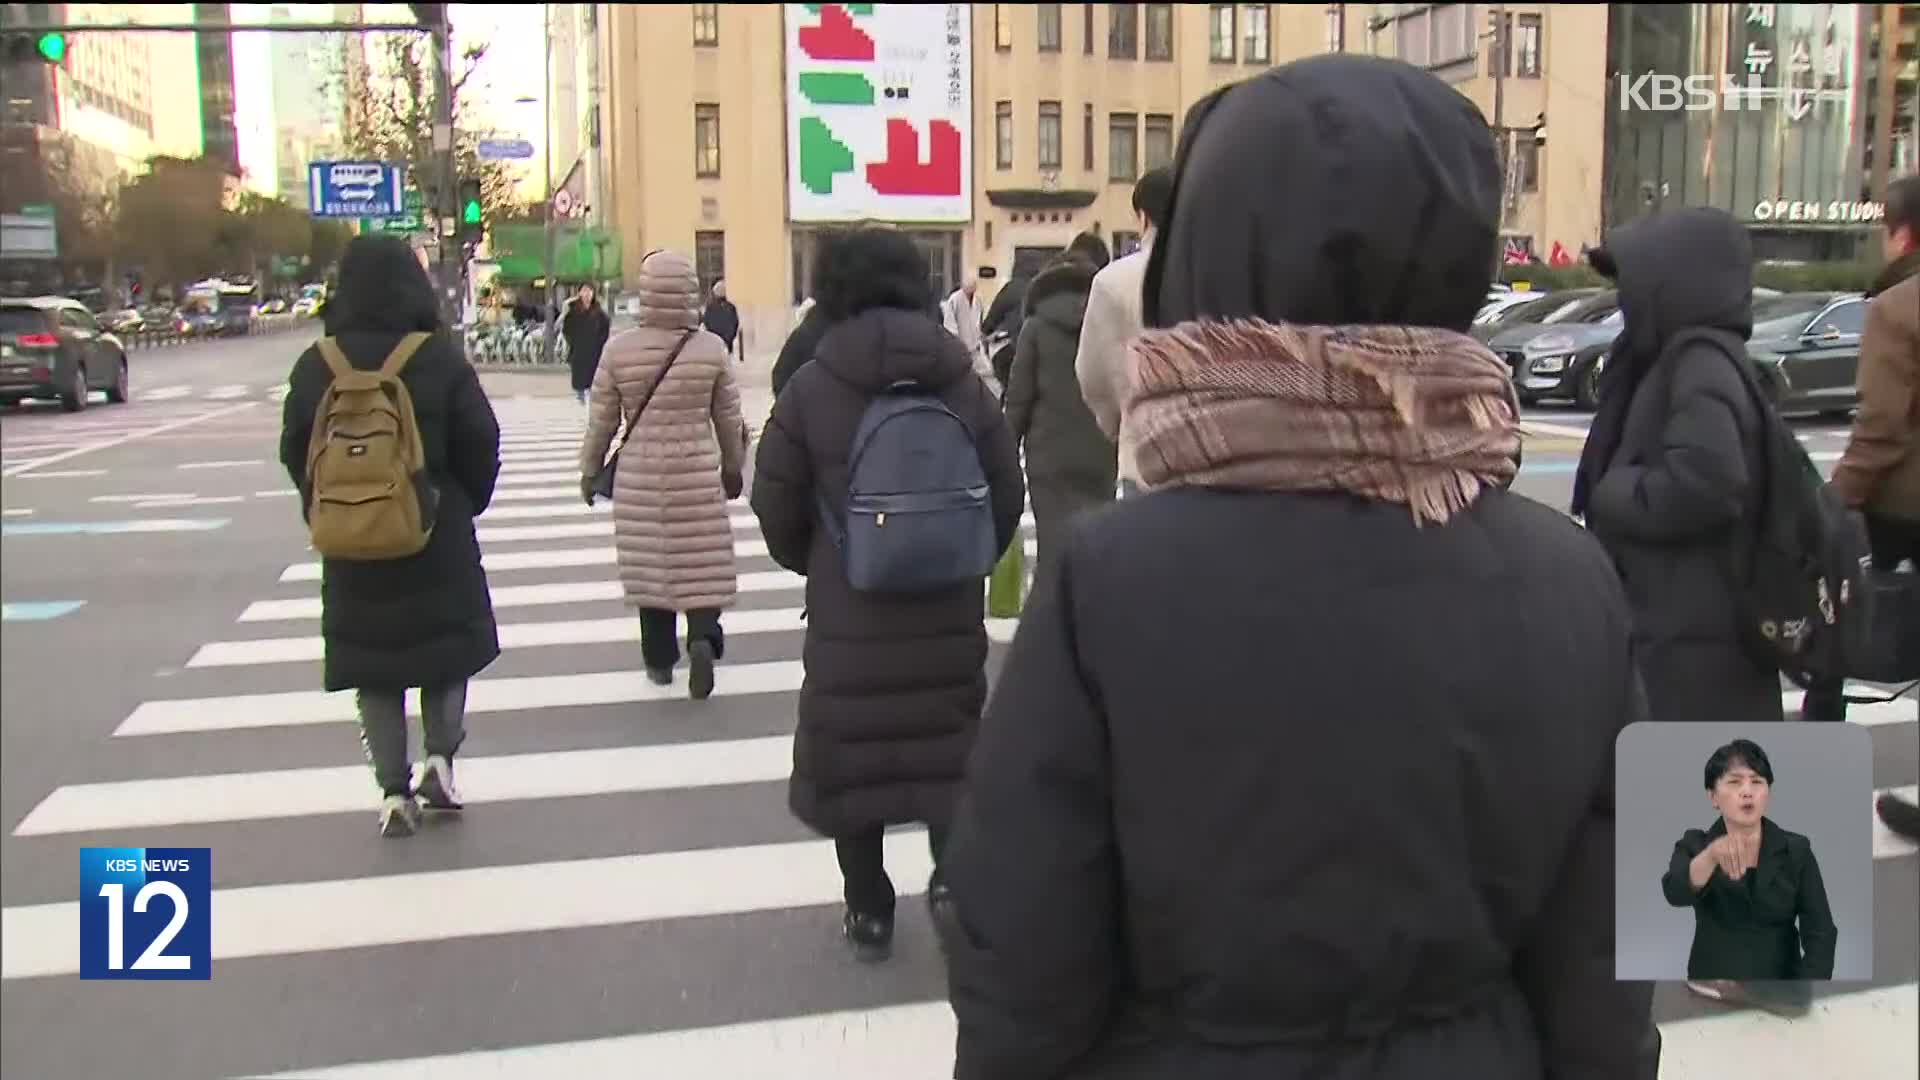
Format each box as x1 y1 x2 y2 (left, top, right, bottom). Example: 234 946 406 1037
1485 291 1623 409
0 297 131 412
1745 291 1867 418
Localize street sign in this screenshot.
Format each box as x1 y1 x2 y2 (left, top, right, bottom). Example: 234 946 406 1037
0 214 57 258
360 214 426 235
307 160 407 218
478 138 536 161
552 189 575 216
18 203 54 220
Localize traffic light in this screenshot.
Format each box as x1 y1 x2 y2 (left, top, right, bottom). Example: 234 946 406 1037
457 179 484 235
3 32 66 64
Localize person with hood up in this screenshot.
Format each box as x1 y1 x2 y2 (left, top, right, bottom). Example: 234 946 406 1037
577 250 747 699
278 234 503 837
1004 231 1115 597
937 56 1660 1080
749 226 1024 964
562 283 611 403
772 235 850 398
1572 209 1784 727
701 278 742 360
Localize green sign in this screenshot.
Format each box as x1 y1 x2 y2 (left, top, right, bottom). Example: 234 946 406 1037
361 215 425 234
18 204 54 219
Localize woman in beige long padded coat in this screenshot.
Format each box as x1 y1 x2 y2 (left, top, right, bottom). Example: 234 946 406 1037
578 250 748 700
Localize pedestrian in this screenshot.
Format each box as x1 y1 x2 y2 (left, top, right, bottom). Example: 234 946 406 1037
561 283 611 404
1806 174 1920 734
276 233 503 838
938 56 1660 1079
1573 208 1784 726
749 225 1023 964
1004 231 1114 598
702 277 742 361
981 269 1032 388
1077 167 1173 499
773 238 846 397
577 250 747 699
940 276 994 391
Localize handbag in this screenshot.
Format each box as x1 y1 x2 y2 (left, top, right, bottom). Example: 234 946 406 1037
590 330 695 501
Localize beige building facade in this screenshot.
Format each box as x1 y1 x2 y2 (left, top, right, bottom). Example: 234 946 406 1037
598 4 1610 355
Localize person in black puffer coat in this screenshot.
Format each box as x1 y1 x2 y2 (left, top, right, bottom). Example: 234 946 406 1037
939 55 1660 1080
771 299 833 398
750 226 1024 963
1005 233 1117 598
278 233 502 839
1574 210 1783 726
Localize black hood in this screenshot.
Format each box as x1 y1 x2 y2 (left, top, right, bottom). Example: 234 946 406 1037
1144 54 1501 333
1591 207 1754 360
323 234 441 336
813 306 973 393
1023 259 1098 329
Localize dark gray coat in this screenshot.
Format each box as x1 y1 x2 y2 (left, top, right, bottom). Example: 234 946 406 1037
1004 260 1118 492
1579 210 1783 724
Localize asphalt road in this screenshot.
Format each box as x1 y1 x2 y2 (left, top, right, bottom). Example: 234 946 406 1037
0 332 1912 1078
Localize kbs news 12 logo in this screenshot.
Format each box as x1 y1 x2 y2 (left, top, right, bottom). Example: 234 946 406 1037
79 847 211 980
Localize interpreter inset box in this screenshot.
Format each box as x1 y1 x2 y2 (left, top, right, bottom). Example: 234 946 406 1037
1614 723 1872 982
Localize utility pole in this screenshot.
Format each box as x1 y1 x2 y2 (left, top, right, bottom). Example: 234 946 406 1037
1491 2 1509 278
540 4 557 364
432 21 458 328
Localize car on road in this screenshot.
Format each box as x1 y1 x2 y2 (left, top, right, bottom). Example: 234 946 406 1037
1745 291 1868 418
1484 290 1622 408
0 296 130 412
1470 288 1605 344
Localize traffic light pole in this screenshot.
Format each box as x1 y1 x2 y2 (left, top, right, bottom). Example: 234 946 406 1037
432 23 460 330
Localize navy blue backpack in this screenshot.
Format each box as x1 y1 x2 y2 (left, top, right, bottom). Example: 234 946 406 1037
819 380 997 593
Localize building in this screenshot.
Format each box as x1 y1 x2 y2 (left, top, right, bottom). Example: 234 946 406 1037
265 3 347 209
1863 2 1918 199
1339 3 1610 266
195 1 239 174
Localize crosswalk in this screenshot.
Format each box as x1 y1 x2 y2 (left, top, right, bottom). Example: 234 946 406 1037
1 400 1913 1078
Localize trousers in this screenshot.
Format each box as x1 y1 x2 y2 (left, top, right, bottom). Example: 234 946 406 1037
355 682 468 797
1803 513 1920 721
835 825 949 918
639 607 723 672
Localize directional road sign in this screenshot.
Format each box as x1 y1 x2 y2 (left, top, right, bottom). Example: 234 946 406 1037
307 161 407 218
477 139 536 161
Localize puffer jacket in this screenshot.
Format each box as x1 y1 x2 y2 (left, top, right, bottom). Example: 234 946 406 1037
1005 258 1119 490
578 250 748 611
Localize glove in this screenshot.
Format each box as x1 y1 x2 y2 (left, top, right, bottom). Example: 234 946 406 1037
722 469 743 501
580 475 597 506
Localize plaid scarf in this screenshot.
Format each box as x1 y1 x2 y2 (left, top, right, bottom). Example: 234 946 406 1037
1126 319 1522 526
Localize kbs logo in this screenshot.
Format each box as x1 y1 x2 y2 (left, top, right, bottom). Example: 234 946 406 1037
79 847 211 980
1617 73 1769 113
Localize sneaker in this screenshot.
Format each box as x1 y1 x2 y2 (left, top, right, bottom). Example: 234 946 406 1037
416 755 462 812
843 909 894 964
688 638 715 701
378 794 420 838
645 666 673 686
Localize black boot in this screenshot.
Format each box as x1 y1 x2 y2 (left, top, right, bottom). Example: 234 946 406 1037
645 666 672 686
843 909 894 963
1879 792 1920 842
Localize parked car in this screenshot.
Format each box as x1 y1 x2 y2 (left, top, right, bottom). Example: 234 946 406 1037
1745 291 1867 418
106 308 145 334
0 297 130 411
1469 287 1605 343
1473 289 1553 329
1484 291 1622 406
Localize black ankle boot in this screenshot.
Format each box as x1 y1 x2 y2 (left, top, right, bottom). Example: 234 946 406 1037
843 909 893 963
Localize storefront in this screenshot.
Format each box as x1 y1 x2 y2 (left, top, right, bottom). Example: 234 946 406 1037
1604 3 1883 260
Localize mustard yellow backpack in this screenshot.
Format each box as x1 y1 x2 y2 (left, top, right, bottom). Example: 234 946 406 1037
302 333 439 560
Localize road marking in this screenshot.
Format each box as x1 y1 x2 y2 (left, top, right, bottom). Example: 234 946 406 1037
489 484 587 502
1 508 31 517
204 383 251 400
238 574 797 621
4 469 106 480
189 607 1017 668
135 495 247 508
0 601 84 621
0 401 257 479
499 456 583 473
1656 985 1916 1080
477 512 762 542
267 385 290 403
3 518 230 536
475 500 605 521
1521 420 1592 439
141 385 192 400
91 493 198 503
178 458 267 470
494 470 576 486
0 830 938 980
13 735 800 835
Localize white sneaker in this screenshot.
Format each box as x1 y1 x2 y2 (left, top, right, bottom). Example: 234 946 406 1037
379 793 421 837
415 755 462 811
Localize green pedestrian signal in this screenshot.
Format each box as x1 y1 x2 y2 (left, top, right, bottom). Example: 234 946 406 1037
35 32 65 64
457 179 483 234
462 198 481 225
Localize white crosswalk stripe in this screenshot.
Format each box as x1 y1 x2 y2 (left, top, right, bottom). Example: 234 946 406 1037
3 405 1911 1078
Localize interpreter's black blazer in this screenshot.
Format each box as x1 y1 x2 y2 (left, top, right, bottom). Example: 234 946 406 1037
1662 816 1838 980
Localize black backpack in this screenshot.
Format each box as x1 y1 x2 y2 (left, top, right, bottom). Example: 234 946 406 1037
1677 329 1873 686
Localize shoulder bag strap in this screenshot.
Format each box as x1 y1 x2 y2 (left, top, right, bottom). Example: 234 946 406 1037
614 330 697 456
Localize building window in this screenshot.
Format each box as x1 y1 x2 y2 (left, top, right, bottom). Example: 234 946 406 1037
1038 101 1063 170
1083 103 1095 171
996 101 1014 169
1084 3 1095 53
1210 5 1236 61
692 4 718 46
1385 4 1474 70
1513 132 1539 192
1109 3 1139 59
1144 113 1174 170
1243 4 1270 63
1109 112 1139 182
695 231 725 298
1145 4 1174 60
1514 14 1541 78
995 4 1012 50
694 103 721 177
1037 4 1062 51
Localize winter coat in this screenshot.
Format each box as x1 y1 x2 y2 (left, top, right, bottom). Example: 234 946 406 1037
578 250 747 612
771 303 834 398
562 299 611 391
702 296 741 355
1662 816 1838 981
749 306 1024 836
984 275 1031 386
1577 209 1784 725
279 332 503 694
1077 238 1152 487
1005 258 1118 491
942 55 1660 1080
1832 251 1920 523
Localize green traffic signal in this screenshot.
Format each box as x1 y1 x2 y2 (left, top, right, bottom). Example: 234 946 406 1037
461 199 482 225
35 32 65 64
